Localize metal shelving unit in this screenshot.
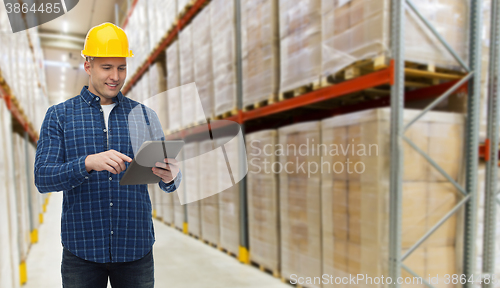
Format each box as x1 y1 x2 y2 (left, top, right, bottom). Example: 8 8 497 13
120 0 498 282
388 0 482 287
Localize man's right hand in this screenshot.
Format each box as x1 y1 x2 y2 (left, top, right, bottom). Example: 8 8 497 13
85 149 133 174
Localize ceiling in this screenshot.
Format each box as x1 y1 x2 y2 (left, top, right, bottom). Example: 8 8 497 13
39 0 123 105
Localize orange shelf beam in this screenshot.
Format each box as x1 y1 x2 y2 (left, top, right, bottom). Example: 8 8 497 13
243 64 393 122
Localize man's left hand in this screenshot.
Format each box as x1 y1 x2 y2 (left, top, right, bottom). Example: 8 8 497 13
152 158 179 184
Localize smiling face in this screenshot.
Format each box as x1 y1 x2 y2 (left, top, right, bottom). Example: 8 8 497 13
84 57 127 105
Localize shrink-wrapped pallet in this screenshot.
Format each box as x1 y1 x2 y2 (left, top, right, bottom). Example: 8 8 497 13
179 25 198 127
192 6 215 119
246 130 280 273
174 190 184 229
279 0 322 93
217 136 241 255
183 142 202 238
26 144 40 234
321 108 464 288
278 121 322 287
0 103 20 288
166 41 182 132
199 139 220 245
162 191 175 225
211 0 237 116
124 0 150 75
13 133 30 262
321 0 469 78
147 61 168 131
241 0 280 107
148 183 159 218
147 0 176 50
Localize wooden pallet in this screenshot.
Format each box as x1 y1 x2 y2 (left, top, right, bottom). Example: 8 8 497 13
202 239 220 250
185 119 207 129
279 80 322 102
281 276 305 288
166 128 182 135
188 232 200 240
214 108 238 120
218 246 238 259
249 261 280 278
243 93 278 112
320 55 465 89
177 0 195 20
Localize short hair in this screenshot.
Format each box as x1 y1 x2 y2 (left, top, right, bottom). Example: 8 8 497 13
85 56 94 67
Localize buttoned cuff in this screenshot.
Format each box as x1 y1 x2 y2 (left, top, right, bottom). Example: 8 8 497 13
158 170 182 193
72 155 91 183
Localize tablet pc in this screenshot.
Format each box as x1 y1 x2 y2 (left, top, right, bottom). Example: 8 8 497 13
119 140 185 185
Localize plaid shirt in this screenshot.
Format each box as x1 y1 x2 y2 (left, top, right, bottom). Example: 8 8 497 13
34 86 182 263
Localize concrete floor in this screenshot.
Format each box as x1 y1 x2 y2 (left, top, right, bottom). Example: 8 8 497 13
23 192 289 288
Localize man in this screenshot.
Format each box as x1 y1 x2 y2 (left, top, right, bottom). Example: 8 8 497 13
34 22 181 288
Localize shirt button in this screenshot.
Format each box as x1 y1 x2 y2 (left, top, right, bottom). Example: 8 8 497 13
110 202 113 207
103 128 107 132
72 185 75 188
111 231 114 235
85 176 88 179
95 97 99 101
109 177 112 181
100 109 103 112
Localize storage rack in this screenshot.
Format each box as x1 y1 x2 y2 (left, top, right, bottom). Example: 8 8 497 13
0 12 49 284
120 0 498 285
0 1 49 145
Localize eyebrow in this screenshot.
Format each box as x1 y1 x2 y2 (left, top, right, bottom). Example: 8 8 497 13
101 64 127 67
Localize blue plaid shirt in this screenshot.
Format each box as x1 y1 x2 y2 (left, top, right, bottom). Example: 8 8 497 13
34 86 182 263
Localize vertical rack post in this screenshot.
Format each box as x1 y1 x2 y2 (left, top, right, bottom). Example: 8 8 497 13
234 0 249 264
464 0 483 285
482 0 500 286
388 0 405 286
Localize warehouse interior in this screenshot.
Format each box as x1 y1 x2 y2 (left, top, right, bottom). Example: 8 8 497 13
0 0 500 287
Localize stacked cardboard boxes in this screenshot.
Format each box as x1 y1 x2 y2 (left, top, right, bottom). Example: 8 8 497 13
217 136 241 255
200 139 220 246
192 7 214 120
278 121 322 288
179 25 196 128
279 0 322 93
211 0 237 116
166 41 182 132
183 142 202 238
321 108 463 288
0 103 20 288
246 130 280 273
241 0 280 107
321 0 469 78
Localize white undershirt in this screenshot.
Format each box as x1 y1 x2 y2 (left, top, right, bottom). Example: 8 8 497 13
101 103 116 141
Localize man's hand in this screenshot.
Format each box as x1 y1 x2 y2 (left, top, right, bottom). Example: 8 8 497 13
85 149 133 174
152 158 179 184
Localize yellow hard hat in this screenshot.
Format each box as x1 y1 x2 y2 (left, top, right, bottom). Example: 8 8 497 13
81 22 134 58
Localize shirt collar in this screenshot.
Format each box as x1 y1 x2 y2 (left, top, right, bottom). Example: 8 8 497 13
80 85 125 107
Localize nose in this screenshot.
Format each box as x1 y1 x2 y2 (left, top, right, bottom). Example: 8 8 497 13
110 68 119 82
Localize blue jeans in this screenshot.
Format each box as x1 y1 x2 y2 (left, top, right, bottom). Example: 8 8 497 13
61 246 154 288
